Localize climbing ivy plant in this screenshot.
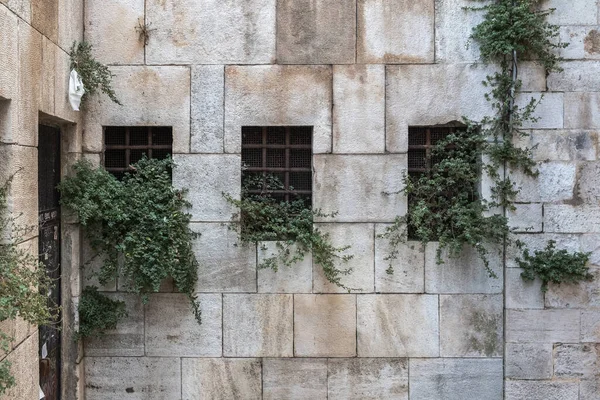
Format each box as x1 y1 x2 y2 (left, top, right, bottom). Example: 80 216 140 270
76 286 128 340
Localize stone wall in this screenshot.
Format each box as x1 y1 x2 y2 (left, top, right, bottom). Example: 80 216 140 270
79 0 600 399
0 1 84 399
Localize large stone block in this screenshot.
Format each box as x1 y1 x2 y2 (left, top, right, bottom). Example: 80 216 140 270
555 343 600 378
560 27 600 60
548 61 600 92
31 0 58 42
223 294 293 357
258 242 312 293
505 342 553 379
84 293 144 357
504 380 579 400
565 92 600 129
521 130 598 162
505 233 582 269
54 47 80 124
440 294 503 357
545 267 600 309
312 223 375 293
84 66 191 153
146 0 275 64
84 0 144 64
386 64 492 152
85 357 181 400
357 294 438 357
263 358 327 400
191 65 224 153
545 205 600 233
577 162 600 203
581 234 600 265
144 293 222 357
182 358 262 400
41 37 56 116
313 155 406 222
508 203 543 233
190 223 257 292
0 145 38 230
580 378 600 400
0 5 18 103
358 0 434 64
505 268 544 309
333 65 385 154
409 358 503 400
517 93 564 129
328 358 408 400
173 154 240 222
294 294 356 357
512 162 577 203
18 21 42 147
506 309 580 342
425 243 503 294
544 0 598 26
581 311 600 342
224 65 332 153
5 0 30 22
277 0 355 64
58 0 83 50
2 332 39 400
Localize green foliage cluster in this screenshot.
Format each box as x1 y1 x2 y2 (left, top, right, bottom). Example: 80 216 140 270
58 157 201 324
76 286 128 340
69 41 121 105
224 174 353 290
517 241 592 292
0 178 56 394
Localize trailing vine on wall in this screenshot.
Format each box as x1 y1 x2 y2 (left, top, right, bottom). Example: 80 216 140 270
76 286 128 340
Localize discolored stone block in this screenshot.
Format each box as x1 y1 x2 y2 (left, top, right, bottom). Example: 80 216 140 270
277 0 356 64
505 268 544 309
2 332 39 400
18 21 42 147
508 203 543 233
555 343 600 378
565 92 600 129
191 65 225 153
263 358 327 400
506 309 580 343
58 0 84 50
0 5 17 103
520 130 598 162
545 205 600 233
544 0 598 26
504 380 579 400
548 61 600 92
581 311 600 342
505 342 553 379
41 37 55 115
577 162 600 203
505 233 582 269
223 294 293 357
257 242 312 293
545 267 600 309
294 294 356 357
559 27 600 60
512 162 577 203
516 93 564 129
31 0 58 42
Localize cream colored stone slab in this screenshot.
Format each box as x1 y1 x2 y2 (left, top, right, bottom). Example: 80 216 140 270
277 0 355 64
313 154 406 222
333 65 385 154
258 242 312 293
58 0 83 50
560 27 600 60
191 65 224 153
312 223 375 293
545 205 600 233
505 342 553 379
544 0 597 25
18 21 42 147
190 223 256 292
85 357 181 400
505 380 579 400
263 358 327 400
224 65 332 153
328 358 409 400
521 130 598 161
173 154 240 222
386 64 493 153
548 61 600 92
517 93 564 129
565 92 600 129
512 162 577 203
223 294 293 357
41 37 55 115
508 203 543 233
505 268 544 309
294 294 356 357
146 0 275 64
84 66 190 153
84 0 144 65
545 267 600 309
145 293 222 357
581 311 600 342
182 358 262 400
506 309 580 342
358 0 434 64
357 294 438 357
2 332 38 400
31 0 57 42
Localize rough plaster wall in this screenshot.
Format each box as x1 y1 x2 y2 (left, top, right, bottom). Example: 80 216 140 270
0 1 84 399
80 0 600 399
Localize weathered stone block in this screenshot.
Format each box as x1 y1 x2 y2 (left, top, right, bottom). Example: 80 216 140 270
333 65 385 153
505 268 544 309
425 243 503 294
312 223 375 293
2 332 39 400
357 294 438 357
520 62 548 92
182 358 262 400
386 64 492 152
545 205 600 233
505 233 581 269
58 0 84 50
577 162 600 203
565 92 600 129
517 93 564 129
85 357 181 400
41 38 56 117
144 293 222 357
505 342 553 379
560 27 600 60
263 359 327 400
358 0 433 64
5 0 31 22
84 0 144 64
375 225 425 293
544 0 597 25
224 65 332 153
512 162 577 203
0 5 17 106
504 380 579 400
84 293 143 357
313 155 406 222
580 378 600 400
190 223 256 292
409 358 503 400
84 66 191 153
277 0 355 64
555 343 600 378
223 294 293 357
523 130 598 162
0 145 38 230
294 294 356 357
191 65 224 153
147 0 275 64
440 294 503 357
582 311 600 342
548 61 600 92
173 155 240 222
508 203 543 233
506 309 580 342
328 358 408 400
545 267 600 309
258 242 312 293
18 22 42 147
31 0 57 42
581 234 600 265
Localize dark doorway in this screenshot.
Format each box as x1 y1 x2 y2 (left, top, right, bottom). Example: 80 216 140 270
38 124 61 400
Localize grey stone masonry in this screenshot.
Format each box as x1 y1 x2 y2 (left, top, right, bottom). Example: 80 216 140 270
263 358 327 400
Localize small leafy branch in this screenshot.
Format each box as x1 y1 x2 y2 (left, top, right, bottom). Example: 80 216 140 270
135 19 155 46
223 174 353 290
76 286 128 340
58 157 201 326
69 41 121 105
517 241 592 292
0 176 56 395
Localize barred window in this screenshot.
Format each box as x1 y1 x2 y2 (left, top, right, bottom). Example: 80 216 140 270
103 126 173 179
